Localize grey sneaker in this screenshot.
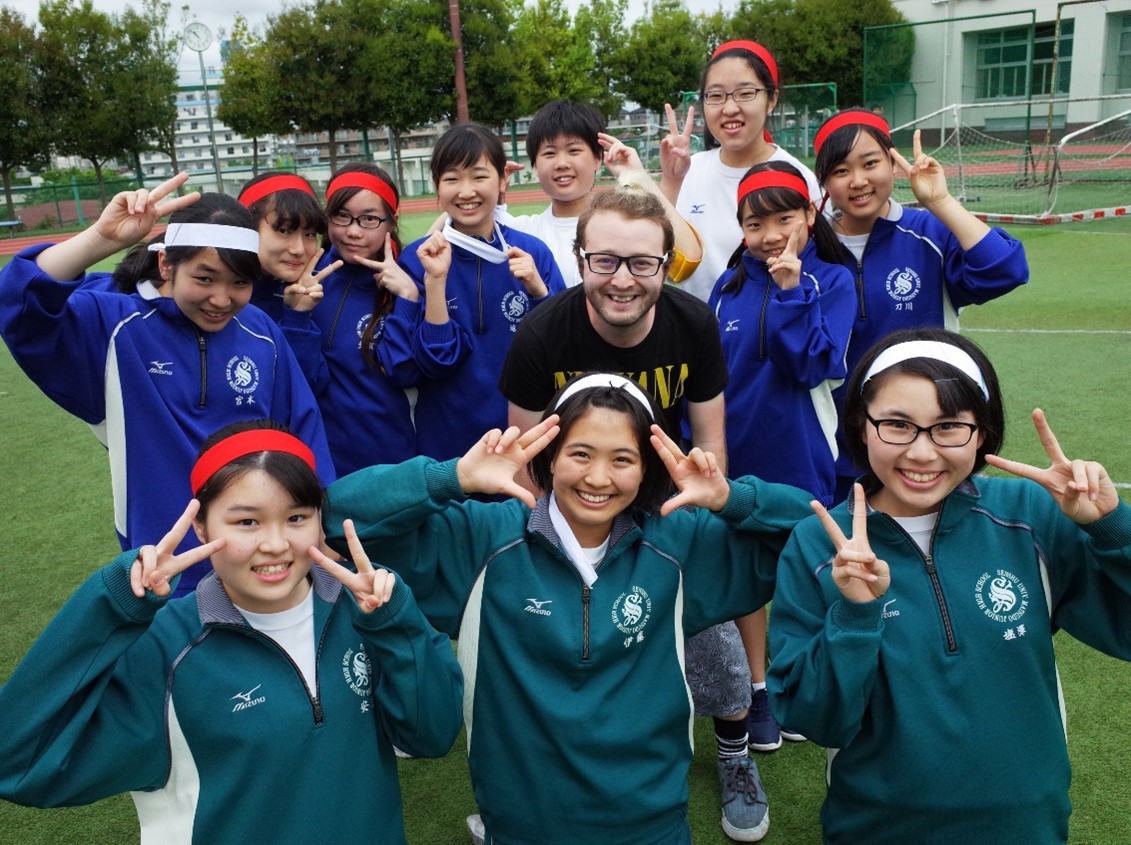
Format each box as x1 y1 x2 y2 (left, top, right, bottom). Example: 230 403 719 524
467 814 485 845
718 756 769 842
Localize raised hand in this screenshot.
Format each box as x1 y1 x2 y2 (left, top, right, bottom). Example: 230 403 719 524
310 519 397 612
812 484 890 603
766 220 805 290
359 233 419 301
416 230 452 280
506 246 547 298
659 103 695 184
500 159 525 204
890 130 951 211
598 132 645 178
95 172 201 252
283 247 341 311
650 424 729 516
455 416 561 507
129 500 227 598
985 409 1119 524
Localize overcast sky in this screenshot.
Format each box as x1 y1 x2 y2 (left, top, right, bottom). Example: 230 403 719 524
7 0 737 79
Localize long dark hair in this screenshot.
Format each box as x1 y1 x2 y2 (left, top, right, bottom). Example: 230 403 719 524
699 43 779 151
721 161 845 295
528 377 673 516
113 193 260 294
324 163 403 369
843 328 1005 481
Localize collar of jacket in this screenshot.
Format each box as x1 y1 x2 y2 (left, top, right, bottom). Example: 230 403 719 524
195 564 343 625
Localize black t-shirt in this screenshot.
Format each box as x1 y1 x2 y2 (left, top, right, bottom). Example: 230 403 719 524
498 284 728 437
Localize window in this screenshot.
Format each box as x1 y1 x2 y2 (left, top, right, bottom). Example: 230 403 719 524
1119 14 1131 91
975 20 1073 99
190 121 198 130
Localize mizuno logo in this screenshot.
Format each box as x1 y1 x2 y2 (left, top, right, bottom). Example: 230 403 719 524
690 204 706 214
724 319 740 332
231 684 266 712
524 598 552 616
148 360 174 375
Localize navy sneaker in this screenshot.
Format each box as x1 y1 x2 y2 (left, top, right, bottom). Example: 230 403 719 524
718 756 770 842
746 688 782 752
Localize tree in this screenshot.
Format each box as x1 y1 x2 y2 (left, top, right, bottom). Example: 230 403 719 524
37 0 177 203
573 0 629 119
727 0 912 109
511 0 602 119
613 0 708 115
459 0 521 127
0 6 50 219
135 0 183 182
218 16 291 176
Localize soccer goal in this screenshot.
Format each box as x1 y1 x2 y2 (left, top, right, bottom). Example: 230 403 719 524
892 99 1131 222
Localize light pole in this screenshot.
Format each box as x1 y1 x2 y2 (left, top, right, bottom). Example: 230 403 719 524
183 22 225 193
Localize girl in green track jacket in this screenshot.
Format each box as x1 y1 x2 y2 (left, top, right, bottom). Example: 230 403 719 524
0 420 462 845
767 328 1131 845
324 373 813 845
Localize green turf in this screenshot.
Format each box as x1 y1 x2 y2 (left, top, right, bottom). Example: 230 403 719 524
1 217 1129 843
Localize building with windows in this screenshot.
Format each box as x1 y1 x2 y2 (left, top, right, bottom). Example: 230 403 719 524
884 0 1130 130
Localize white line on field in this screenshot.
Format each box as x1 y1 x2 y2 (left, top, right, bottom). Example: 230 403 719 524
965 328 1131 335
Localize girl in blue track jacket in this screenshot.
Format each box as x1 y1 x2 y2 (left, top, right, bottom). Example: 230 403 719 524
0 420 463 845
709 161 855 506
0 174 334 595
291 164 422 474
813 110 1029 497
767 328 1131 845
323 374 813 845
399 123 566 461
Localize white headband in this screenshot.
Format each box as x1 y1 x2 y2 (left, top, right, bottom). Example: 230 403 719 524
554 373 655 419
863 340 990 400
147 223 260 254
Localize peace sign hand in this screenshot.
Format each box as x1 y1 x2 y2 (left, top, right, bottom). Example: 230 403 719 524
283 247 341 312
455 416 561 507
812 484 890 603
310 519 397 612
358 233 419 302
766 220 805 290
94 172 201 253
890 130 950 211
984 409 1119 524
650 424 728 516
597 132 644 178
660 103 695 183
129 500 227 598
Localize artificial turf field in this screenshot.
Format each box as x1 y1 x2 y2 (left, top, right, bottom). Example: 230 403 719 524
0 212 1128 844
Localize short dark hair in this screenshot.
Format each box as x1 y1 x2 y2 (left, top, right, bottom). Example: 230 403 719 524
240 171 326 237
843 328 1005 479
574 189 675 272
113 193 261 293
814 108 895 187
526 100 605 160
431 123 506 183
194 419 324 519
528 377 674 516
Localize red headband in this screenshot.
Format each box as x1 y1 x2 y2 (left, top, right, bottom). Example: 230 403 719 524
711 40 779 86
814 111 891 158
190 429 317 495
738 171 810 207
326 173 399 215
238 175 316 208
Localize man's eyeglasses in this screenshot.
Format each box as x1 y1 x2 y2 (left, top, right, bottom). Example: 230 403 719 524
866 415 979 448
579 250 668 277
329 210 389 229
702 87 770 107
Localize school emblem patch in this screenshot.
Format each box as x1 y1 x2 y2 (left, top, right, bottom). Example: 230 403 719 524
226 355 260 395
885 266 921 303
501 290 529 332
342 644 372 697
612 586 652 646
974 570 1030 623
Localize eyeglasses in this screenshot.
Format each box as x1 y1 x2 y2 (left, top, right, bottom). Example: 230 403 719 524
866 415 979 448
702 87 770 107
579 250 669 277
329 210 389 229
